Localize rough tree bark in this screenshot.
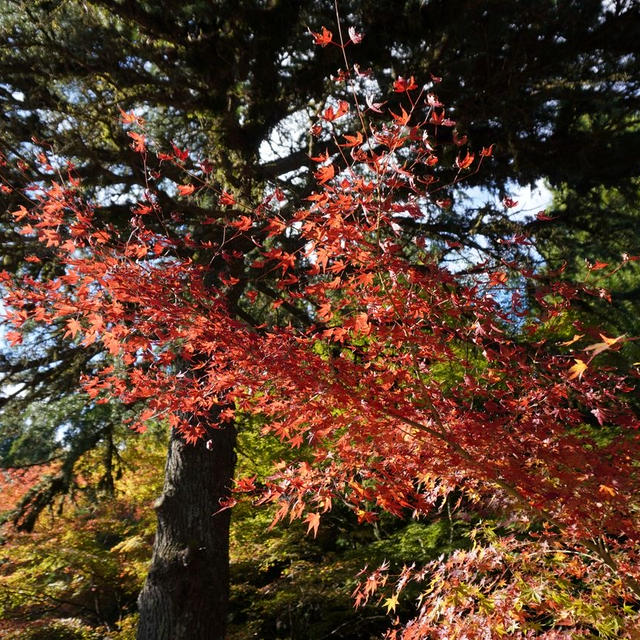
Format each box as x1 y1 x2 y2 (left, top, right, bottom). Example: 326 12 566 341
137 422 237 640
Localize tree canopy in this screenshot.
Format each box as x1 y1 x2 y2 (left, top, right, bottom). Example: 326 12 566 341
2 0 639 487
1 1 640 638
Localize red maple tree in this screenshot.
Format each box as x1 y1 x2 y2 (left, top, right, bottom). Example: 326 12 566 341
2 24 639 638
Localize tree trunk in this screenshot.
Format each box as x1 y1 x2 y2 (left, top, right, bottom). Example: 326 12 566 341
137 423 236 640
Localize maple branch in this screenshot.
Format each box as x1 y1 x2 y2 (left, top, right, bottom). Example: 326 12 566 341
0 583 105 621
379 406 640 600
252 281 317 328
257 148 315 179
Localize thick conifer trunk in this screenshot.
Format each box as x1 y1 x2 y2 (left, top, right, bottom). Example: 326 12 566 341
137 423 236 640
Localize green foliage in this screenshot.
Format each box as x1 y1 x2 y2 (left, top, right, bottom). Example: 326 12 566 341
1 410 474 639
1 618 103 640
229 511 467 639
228 418 472 638
537 181 640 365
0 430 165 638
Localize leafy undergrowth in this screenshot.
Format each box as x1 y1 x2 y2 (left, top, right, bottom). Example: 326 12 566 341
0 430 163 640
3 420 638 639
228 509 465 640
0 418 470 639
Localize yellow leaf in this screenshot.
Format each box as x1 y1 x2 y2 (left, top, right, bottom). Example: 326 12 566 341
110 535 146 555
559 333 584 347
568 359 587 380
584 334 625 358
383 593 399 613
598 484 616 497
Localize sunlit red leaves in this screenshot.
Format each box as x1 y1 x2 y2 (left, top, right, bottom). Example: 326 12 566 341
92 230 110 244
314 164 335 185
11 205 29 221
455 151 474 170
480 143 495 157
310 149 330 164
0 464 59 513
171 143 189 162
429 109 455 126
230 215 252 231
322 100 349 122
5 330 22 346
310 26 332 47
352 312 371 335
234 475 257 493
127 131 146 152
390 105 410 126
488 271 508 286
304 512 321 538
3 68 640 640
133 203 153 216
119 108 144 126
340 131 363 148
219 191 236 206
393 76 418 92
64 317 82 339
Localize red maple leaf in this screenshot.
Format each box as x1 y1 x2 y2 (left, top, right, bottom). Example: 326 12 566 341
127 131 146 152
456 151 474 170
480 143 495 157
5 64 640 640
304 512 321 537
314 164 335 185
219 191 236 206
310 26 332 47
393 76 418 92
230 215 252 231
171 143 189 162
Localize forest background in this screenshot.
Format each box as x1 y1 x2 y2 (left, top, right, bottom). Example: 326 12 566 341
1 1 639 639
